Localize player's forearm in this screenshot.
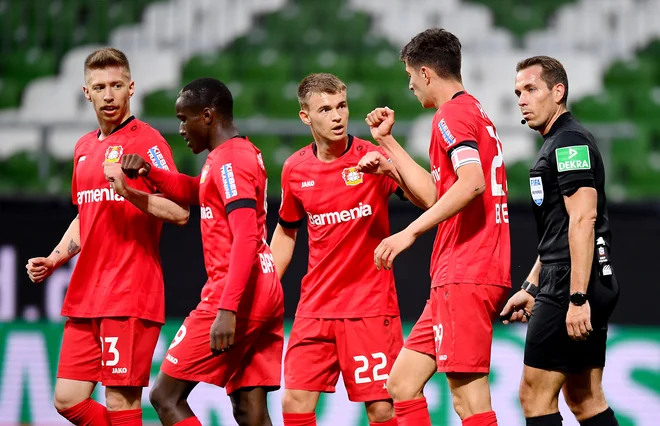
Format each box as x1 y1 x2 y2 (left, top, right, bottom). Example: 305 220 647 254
123 187 190 226
568 217 595 294
385 167 428 210
47 215 81 268
270 224 297 280
377 135 437 208
147 167 200 205
218 208 260 312
526 256 542 285
406 172 485 238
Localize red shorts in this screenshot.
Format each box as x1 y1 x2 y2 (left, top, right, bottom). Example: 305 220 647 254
57 317 161 387
405 284 508 373
160 309 284 395
285 316 403 402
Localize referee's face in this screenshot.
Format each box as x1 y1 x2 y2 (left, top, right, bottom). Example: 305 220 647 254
515 65 554 131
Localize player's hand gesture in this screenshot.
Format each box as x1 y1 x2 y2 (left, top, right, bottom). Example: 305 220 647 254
566 301 592 341
120 154 151 179
210 309 236 355
374 229 416 270
500 290 535 324
103 162 129 197
366 107 395 141
26 257 56 283
356 151 393 176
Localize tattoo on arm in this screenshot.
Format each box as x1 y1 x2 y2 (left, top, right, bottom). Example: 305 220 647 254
67 239 80 255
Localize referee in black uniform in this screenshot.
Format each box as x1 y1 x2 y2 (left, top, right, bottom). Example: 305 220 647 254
501 56 620 426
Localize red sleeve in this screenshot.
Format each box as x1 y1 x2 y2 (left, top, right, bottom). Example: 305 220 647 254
217 207 260 312
147 167 200 205
71 154 79 206
211 147 259 207
433 107 478 155
278 161 305 228
141 132 178 193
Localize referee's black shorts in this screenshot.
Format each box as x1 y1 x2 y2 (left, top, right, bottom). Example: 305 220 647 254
524 262 620 373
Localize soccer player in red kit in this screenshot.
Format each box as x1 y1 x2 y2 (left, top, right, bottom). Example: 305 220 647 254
363 29 511 426
119 77 284 426
25 48 189 426
270 73 428 426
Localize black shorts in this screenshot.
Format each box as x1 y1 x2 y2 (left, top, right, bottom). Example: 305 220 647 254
524 262 619 373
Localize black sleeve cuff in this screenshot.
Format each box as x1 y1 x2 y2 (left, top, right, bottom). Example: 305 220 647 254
394 186 407 201
279 217 304 229
226 198 257 214
447 140 478 157
559 178 596 197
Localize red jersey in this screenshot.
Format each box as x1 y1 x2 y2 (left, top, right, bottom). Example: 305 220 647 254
65 117 176 323
279 136 400 318
196 137 283 320
429 92 511 288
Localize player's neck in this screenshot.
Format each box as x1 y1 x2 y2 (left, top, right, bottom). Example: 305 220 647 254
432 81 465 109
97 110 132 140
314 137 348 162
208 124 240 151
540 106 568 136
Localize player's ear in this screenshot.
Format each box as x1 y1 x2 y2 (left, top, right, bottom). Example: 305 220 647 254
553 83 565 105
128 80 135 98
202 107 213 125
420 66 430 83
82 85 91 102
299 109 311 126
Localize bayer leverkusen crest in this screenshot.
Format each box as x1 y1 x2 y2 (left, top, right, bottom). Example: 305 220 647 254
104 146 123 163
200 165 211 184
342 167 363 186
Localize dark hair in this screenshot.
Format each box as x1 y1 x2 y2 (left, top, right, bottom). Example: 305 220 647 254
400 28 462 82
297 73 347 109
84 47 131 79
516 56 569 105
179 77 234 121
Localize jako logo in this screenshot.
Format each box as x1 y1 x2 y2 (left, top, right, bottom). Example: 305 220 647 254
307 203 372 226
77 187 124 205
166 354 178 364
112 367 127 374
200 204 214 220
301 180 315 188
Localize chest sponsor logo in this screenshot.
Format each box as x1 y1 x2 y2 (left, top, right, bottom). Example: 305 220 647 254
529 176 544 206
342 167 363 186
555 145 590 172
200 204 214 220
307 202 372 226
104 146 123 163
77 187 124 205
438 118 456 146
301 180 315 188
200 165 210 184
148 145 170 171
221 163 238 199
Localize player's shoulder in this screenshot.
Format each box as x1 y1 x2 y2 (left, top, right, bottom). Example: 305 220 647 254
442 93 482 119
74 130 98 152
283 142 315 173
131 118 168 142
351 135 380 153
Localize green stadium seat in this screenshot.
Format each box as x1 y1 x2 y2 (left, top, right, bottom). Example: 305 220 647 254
603 59 656 93
237 49 293 83
183 53 237 83
357 49 406 84
0 77 23 109
571 93 625 123
303 51 356 81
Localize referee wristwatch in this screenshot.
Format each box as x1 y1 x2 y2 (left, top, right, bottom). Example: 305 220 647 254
521 280 539 298
570 292 588 306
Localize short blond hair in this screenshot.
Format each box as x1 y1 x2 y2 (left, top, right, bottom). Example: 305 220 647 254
297 73 347 109
84 47 131 80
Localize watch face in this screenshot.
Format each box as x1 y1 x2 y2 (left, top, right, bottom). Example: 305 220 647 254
571 292 587 305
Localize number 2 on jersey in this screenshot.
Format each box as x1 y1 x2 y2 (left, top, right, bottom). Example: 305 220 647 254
486 126 509 224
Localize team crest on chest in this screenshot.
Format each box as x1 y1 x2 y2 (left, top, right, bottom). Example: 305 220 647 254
200 165 211 184
104 146 123 163
342 167 363 186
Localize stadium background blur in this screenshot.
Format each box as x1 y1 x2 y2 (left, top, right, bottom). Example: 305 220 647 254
0 0 658 424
